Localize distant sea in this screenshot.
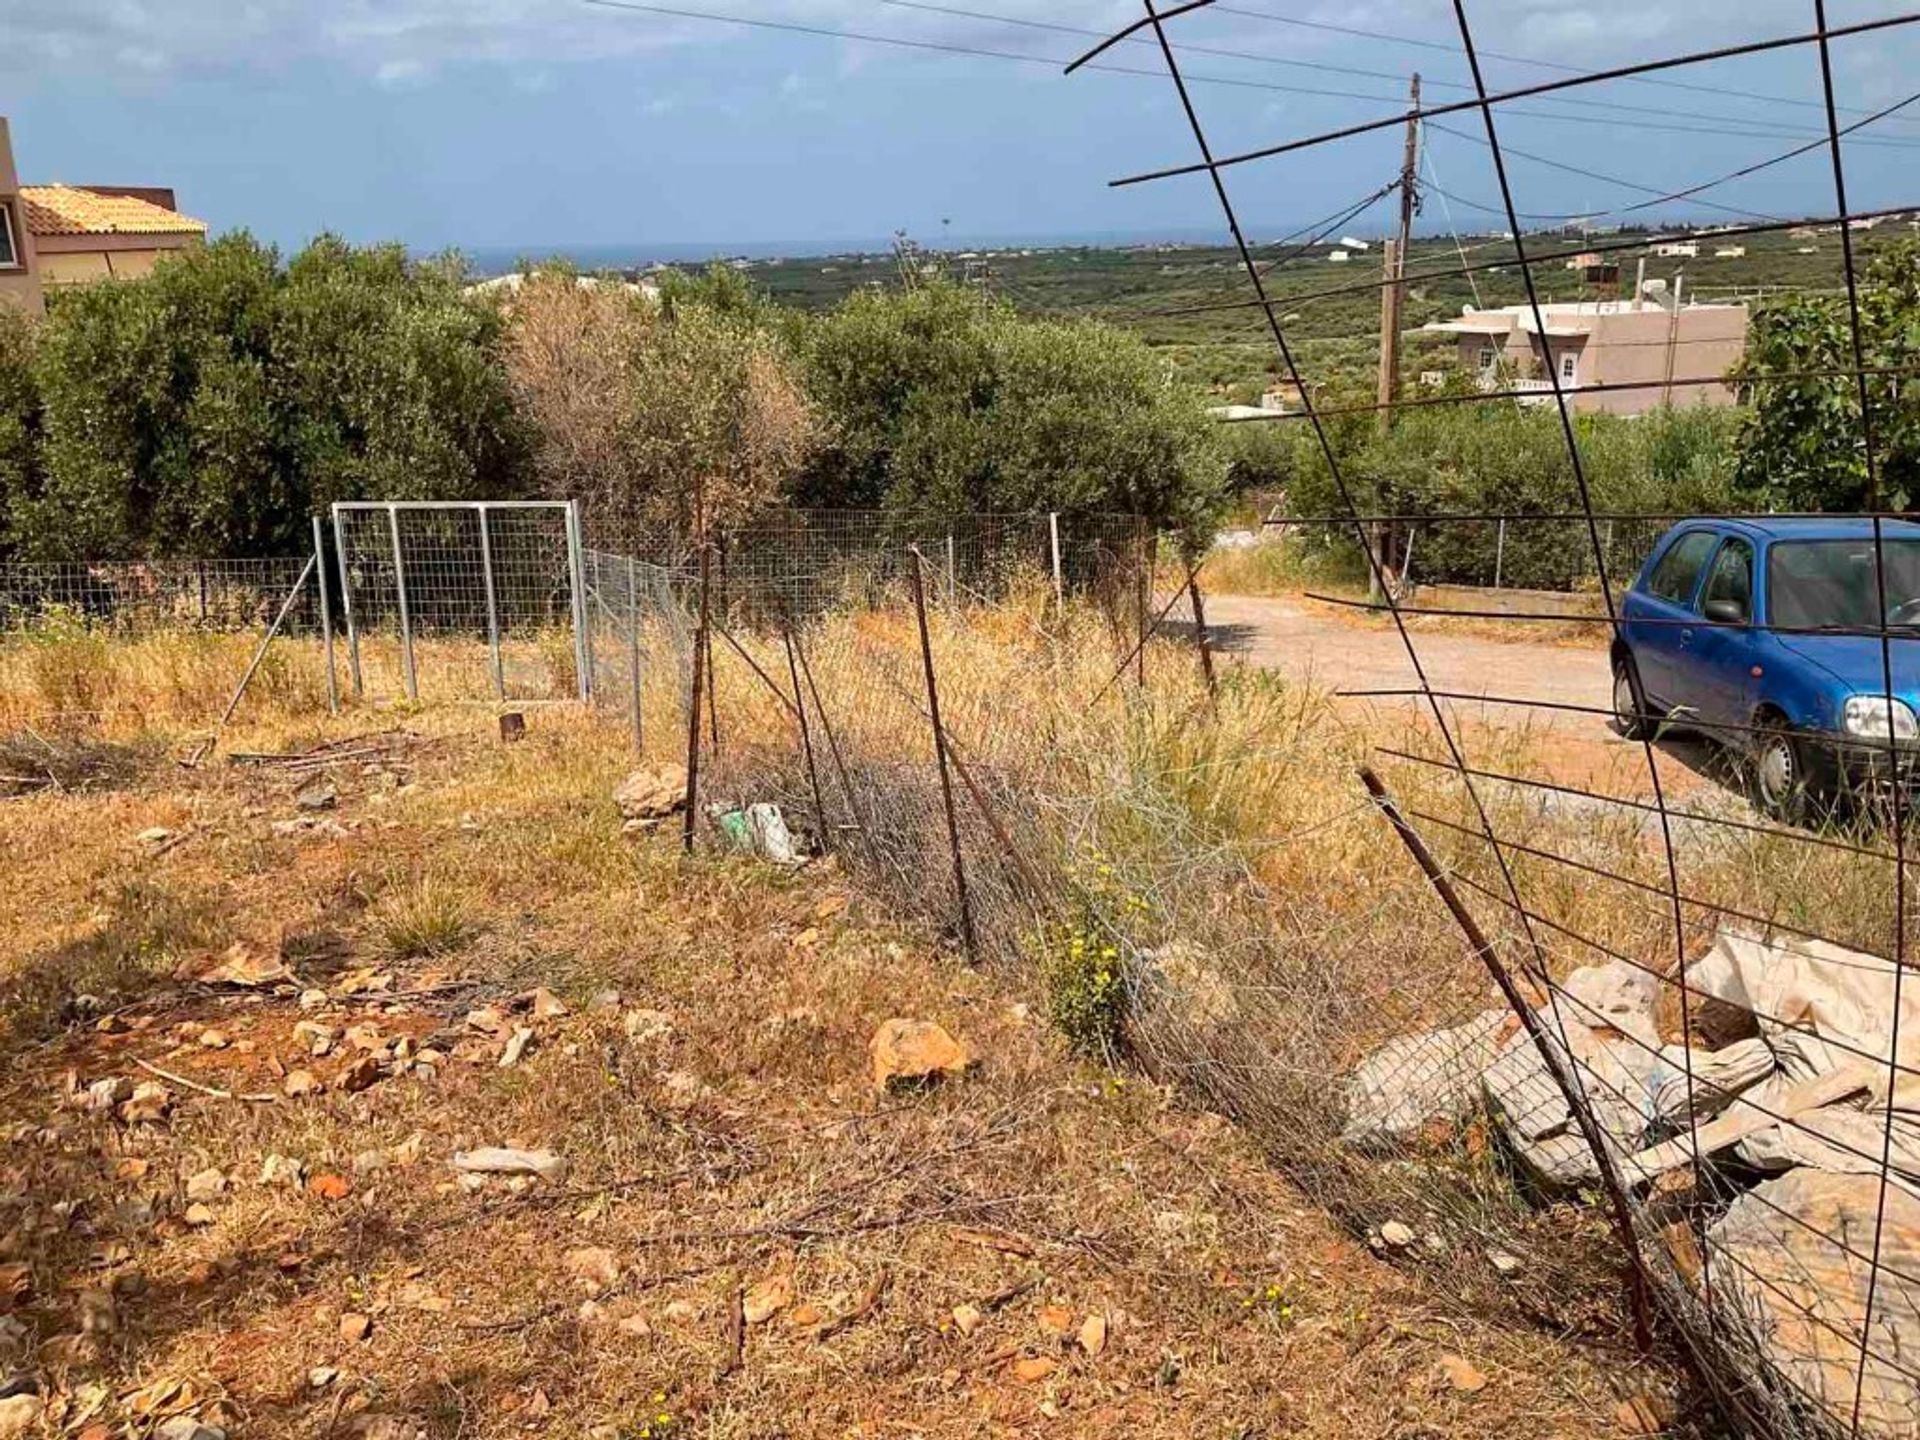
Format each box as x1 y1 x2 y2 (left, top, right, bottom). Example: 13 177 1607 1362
456 228 1244 276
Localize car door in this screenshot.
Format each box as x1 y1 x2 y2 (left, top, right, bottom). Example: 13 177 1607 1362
1686 535 1759 736
1628 527 1720 712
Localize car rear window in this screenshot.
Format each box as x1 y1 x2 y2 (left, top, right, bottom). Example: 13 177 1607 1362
1644 530 1718 604
1768 538 1920 630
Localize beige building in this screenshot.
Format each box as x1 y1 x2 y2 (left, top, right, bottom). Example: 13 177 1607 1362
1422 297 1749 416
0 119 42 316
0 117 205 315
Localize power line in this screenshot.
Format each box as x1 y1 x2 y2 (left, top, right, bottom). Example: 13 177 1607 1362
1426 82 1920 225
1214 1 1920 130
1107 11 1920 188
582 1 1920 154
1424 122 1784 224
1142 202 1918 324
887 0 1920 146
873 0 1907 144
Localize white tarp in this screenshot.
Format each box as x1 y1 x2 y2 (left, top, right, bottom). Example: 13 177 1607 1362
1689 931 1920 1186
1710 1169 1920 1440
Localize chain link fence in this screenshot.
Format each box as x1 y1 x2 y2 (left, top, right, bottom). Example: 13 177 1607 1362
611 518 1920 1440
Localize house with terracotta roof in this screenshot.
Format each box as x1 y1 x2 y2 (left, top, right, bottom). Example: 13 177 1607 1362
21 185 206 289
0 117 206 315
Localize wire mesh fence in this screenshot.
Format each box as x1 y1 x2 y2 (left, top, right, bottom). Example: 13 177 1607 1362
0 557 319 635
1048 3 1920 1437
332 501 586 705
621 508 1920 1440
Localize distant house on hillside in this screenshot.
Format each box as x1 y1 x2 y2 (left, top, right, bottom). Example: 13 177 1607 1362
1654 241 1699 259
1422 296 1748 416
1327 249 1350 264
1714 245 1748 259
463 271 661 303
0 116 204 314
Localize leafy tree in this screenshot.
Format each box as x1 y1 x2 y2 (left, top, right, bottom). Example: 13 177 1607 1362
0 306 41 551
1734 241 1920 510
3 233 531 560
504 273 817 544
793 282 1227 545
1276 396 1750 588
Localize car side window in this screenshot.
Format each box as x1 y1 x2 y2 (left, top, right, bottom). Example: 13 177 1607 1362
1700 538 1753 619
1645 530 1719 605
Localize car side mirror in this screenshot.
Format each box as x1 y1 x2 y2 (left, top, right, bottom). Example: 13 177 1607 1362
1703 598 1747 625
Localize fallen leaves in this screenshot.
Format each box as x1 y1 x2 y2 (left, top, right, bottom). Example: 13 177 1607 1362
306 1172 352 1201
564 1247 621 1295
1438 1354 1489 1394
742 1273 792 1325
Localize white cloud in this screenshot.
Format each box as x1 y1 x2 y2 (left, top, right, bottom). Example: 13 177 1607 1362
4 0 1914 89
374 58 428 89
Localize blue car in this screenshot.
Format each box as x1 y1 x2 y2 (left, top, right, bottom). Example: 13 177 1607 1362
1613 517 1920 821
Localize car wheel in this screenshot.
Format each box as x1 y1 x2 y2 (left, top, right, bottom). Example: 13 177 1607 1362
1752 716 1832 825
1612 655 1649 740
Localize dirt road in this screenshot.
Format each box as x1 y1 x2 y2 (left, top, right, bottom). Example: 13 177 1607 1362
1204 592 1612 718
1204 591 1726 805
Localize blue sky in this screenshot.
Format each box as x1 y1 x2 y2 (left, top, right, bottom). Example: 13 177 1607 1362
6 1 1919 259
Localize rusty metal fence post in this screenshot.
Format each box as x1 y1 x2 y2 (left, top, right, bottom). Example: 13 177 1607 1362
1188 563 1218 707
683 542 711 855
908 545 978 961
1359 766 1655 1349
781 619 830 852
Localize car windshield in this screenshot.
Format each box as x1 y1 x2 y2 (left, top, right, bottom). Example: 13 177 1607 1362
1768 538 1920 631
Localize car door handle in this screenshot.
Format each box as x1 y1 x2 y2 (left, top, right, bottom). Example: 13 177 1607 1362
1679 628 1693 644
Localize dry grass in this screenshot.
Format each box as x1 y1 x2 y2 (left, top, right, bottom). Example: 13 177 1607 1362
0 636 1687 1440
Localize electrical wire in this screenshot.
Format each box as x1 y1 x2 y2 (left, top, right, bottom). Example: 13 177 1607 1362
1213 1 1920 130
873 0 1912 144
1424 121 1784 224
1108 10 1920 187
581 0 1920 153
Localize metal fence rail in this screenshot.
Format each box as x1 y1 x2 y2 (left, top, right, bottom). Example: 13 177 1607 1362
331 500 586 705
0 557 319 635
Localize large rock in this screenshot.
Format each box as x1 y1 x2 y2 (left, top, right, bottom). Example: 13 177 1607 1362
0 1395 41 1440
1559 959 1661 1047
1341 1008 1513 1150
1481 1013 1661 1189
1709 1169 1920 1439
614 765 687 826
869 1019 973 1093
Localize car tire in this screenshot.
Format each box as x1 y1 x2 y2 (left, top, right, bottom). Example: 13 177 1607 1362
1612 654 1650 740
1752 715 1834 825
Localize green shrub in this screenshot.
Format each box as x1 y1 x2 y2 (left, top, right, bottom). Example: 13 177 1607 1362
1038 919 1128 1059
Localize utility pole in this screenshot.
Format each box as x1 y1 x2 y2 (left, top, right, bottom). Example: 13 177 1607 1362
1371 72 1421 601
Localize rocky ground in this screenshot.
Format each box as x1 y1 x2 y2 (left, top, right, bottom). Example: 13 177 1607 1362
0 708 1673 1440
